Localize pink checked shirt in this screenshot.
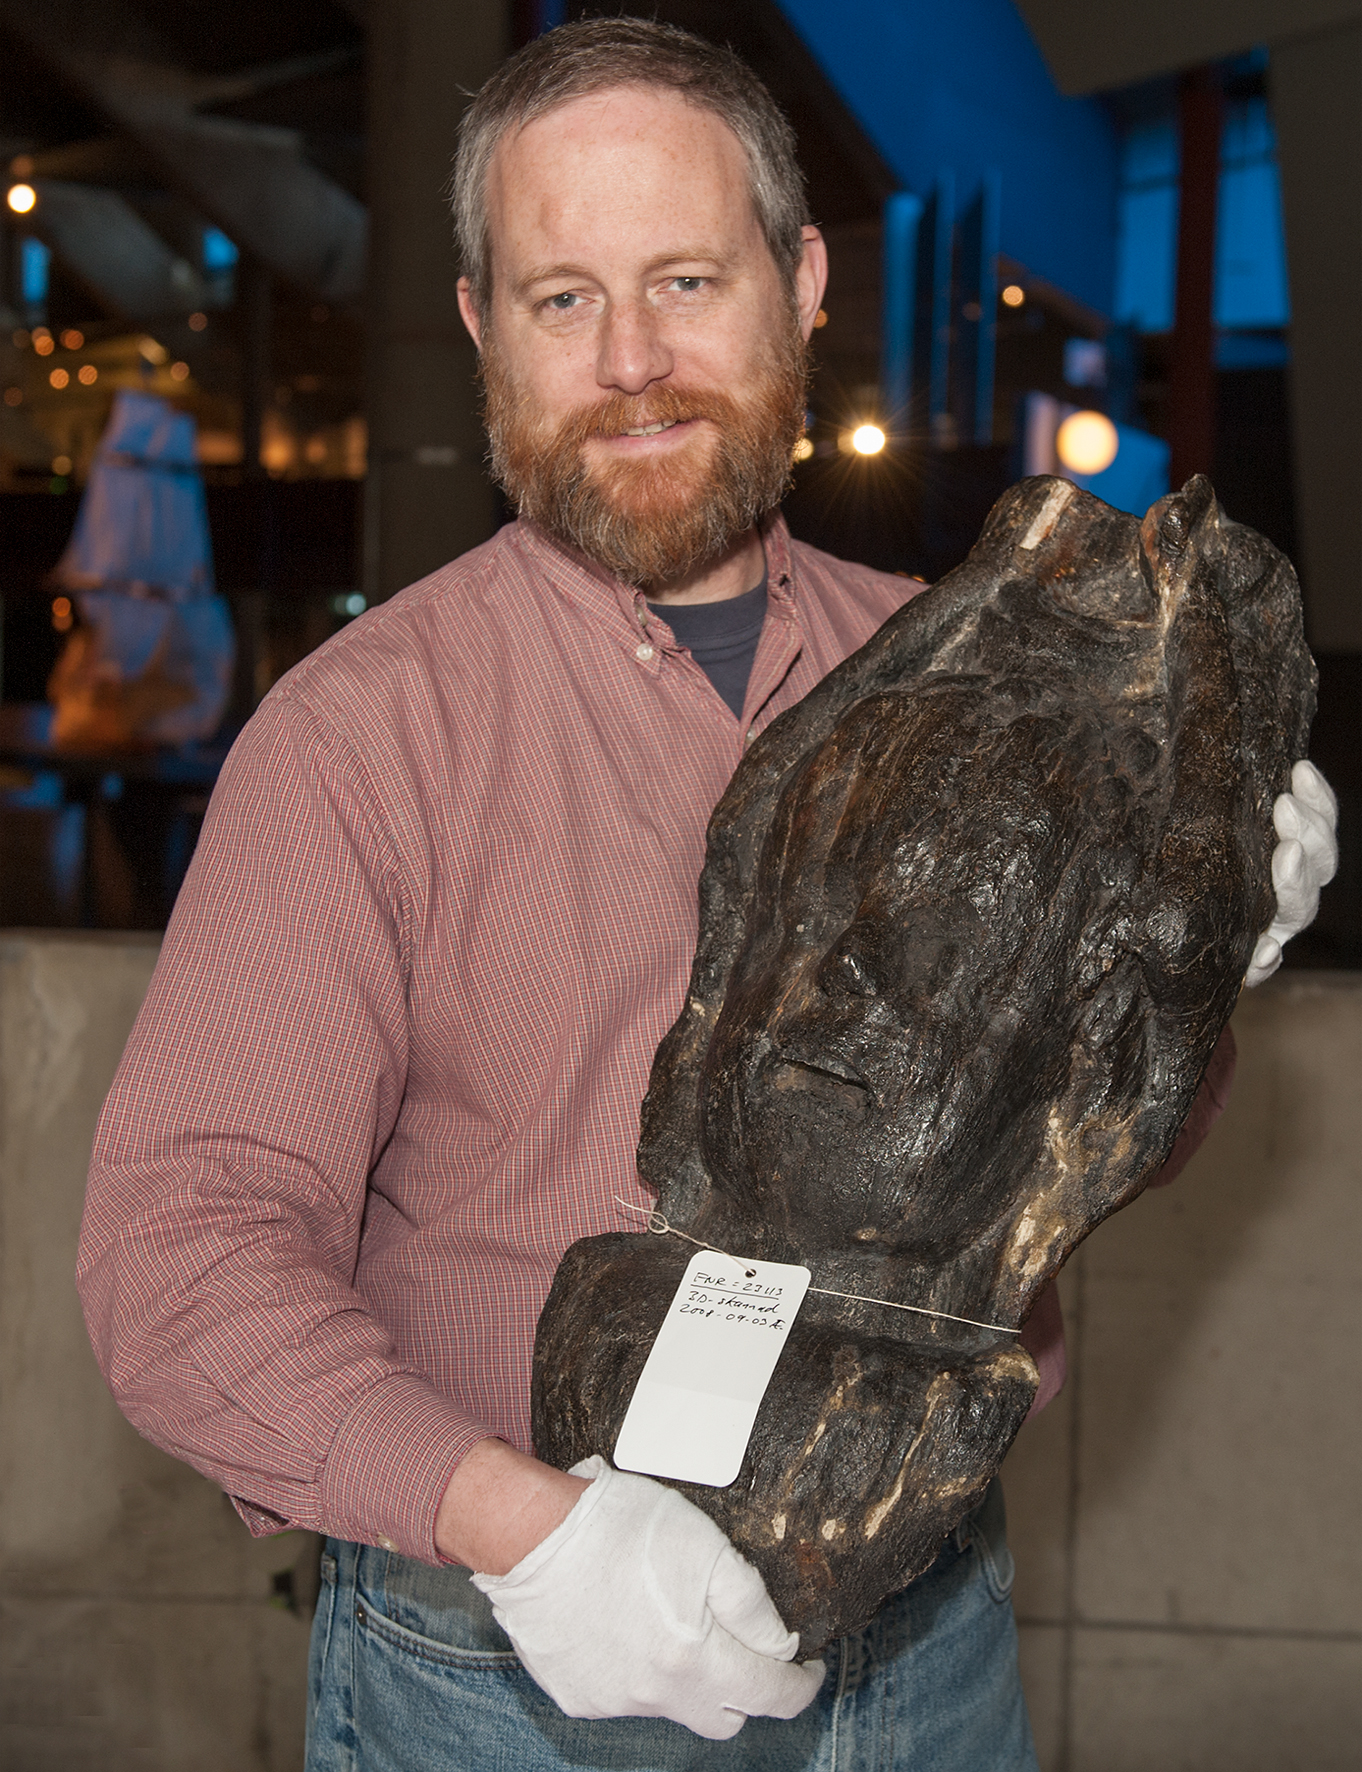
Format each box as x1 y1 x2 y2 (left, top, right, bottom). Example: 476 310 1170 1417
78 513 1230 1565
78 516 922 1560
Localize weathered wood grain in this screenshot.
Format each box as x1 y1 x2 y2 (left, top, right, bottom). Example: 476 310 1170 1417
533 475 1317 1650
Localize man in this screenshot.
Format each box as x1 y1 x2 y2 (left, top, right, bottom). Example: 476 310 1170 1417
78 19 1336 1772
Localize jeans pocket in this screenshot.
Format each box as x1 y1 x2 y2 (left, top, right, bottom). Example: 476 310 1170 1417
965 1476 1016 1603
356 1544 519 1667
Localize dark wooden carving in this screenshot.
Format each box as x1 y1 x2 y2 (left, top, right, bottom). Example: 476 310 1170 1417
532 476 1316 1651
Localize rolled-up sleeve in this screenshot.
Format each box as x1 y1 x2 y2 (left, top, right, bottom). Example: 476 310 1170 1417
77 694 491 1563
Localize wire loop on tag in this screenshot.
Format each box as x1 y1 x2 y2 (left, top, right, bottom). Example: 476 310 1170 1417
613 1197 1020 1336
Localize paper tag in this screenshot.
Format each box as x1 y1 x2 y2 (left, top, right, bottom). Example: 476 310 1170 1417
613 1251 810 1488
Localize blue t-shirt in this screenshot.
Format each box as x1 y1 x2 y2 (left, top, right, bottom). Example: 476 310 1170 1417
647 576 768 718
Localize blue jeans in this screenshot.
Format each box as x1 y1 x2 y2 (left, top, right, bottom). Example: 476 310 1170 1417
306 1479 1037 1772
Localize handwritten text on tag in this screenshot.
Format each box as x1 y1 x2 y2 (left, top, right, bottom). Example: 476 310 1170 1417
612 1252 810 1488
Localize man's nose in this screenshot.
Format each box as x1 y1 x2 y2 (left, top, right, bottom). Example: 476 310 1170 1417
596 298 673 395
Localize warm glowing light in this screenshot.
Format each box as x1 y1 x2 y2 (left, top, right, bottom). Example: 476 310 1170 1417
52 595 73 632
33 332 54 356
170 359 190 381
3 386 21 407
304 434 328 464
48 367 69 389
51 457 71 476
1056 409 1119 475
1001 284 1026 308
60 328 83 350
138 336 168 365
851 423 886 456
77 363 97 385
196 429 243 465
813 308 828 329
6 182 36 215
11 329 29 348
188 311 208 331
792 435 815 463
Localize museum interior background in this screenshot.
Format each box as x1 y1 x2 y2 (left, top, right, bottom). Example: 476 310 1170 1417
0 2 1357 1768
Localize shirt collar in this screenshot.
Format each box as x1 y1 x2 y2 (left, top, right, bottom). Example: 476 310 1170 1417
510 511 800 641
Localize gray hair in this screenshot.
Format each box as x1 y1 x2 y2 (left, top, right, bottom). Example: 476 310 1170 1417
452 17 810 317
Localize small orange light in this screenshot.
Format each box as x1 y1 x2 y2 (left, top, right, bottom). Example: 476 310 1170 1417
49 367 69 389
187 311 208 331
60 328 83 350
52 455 71 475
77 363 97 385
792 436 815 463
851 424 886 456
6 182 36 215
3 386 21 407
52 595 73 633
1001 284 1026 309
813 308 829 329
33 333 54 356
170 359 190 381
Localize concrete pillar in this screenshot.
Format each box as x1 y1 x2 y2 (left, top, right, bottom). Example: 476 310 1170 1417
1271 25 1362 651
364 0 509 603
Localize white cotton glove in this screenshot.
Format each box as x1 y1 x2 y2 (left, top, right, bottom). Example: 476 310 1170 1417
471 1455 824 1739
1245 760 1339 986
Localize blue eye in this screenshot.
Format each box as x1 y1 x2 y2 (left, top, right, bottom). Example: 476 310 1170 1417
547 292 578 310
672 277 704 292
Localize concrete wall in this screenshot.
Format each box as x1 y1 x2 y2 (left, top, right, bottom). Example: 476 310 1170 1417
1 931 1358 1767
1005 970 1362 1771
0 933 315 1772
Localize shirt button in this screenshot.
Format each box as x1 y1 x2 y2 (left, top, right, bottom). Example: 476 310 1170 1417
636 643 655 662
378 1536 397 1552
746 727 757 744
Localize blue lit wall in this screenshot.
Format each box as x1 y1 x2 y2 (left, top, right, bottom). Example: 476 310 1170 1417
775 0 1120 315
1113 96 1290 337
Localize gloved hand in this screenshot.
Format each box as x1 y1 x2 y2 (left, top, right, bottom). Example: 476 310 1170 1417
1246 760 1339 987
471 1455 824 1739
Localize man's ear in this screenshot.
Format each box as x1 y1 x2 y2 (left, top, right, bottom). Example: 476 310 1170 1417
795 225 829 342
457 277 483 352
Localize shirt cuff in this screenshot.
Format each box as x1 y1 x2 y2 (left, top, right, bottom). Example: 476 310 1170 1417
319 1373 498 1563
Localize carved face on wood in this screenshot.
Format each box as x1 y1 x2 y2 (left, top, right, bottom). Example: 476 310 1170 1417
699 688 1115 1261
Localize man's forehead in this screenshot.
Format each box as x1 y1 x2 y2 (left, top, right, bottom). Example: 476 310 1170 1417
498 81 743 161
487 84 752 223
478 87 771 308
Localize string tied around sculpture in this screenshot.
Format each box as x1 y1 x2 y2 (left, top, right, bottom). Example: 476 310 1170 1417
613 1198 1019 1335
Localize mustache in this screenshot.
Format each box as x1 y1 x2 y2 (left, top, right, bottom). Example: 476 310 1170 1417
536 385 718 449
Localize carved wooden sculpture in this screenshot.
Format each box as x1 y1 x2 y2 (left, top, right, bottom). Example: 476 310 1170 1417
533 475 1316 1651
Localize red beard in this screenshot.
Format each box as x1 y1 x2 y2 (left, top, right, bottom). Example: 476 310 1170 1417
481 324 809 588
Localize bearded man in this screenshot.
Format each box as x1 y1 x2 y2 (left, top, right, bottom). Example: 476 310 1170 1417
77 19 1336 1772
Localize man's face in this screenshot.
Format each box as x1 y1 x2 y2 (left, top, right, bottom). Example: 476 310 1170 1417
458 85 827 588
